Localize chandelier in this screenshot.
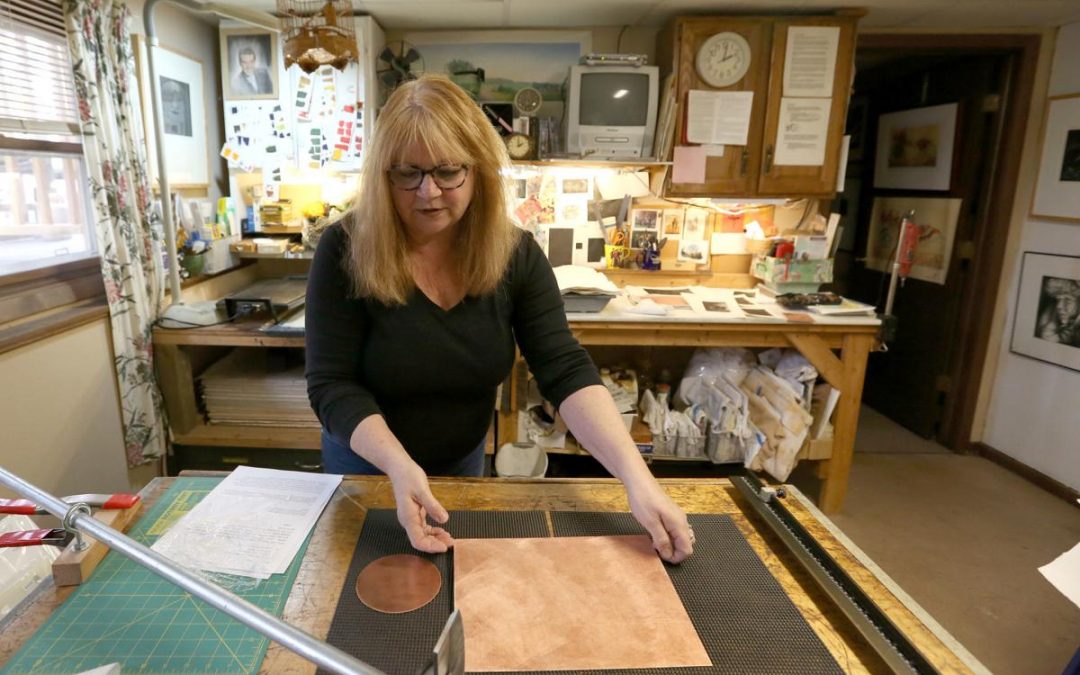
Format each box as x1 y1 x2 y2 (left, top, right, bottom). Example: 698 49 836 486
277 0 358 73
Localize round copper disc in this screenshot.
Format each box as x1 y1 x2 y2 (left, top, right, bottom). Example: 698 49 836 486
355 554 442 614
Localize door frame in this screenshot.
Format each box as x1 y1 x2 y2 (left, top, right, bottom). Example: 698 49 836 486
855 33 1041 451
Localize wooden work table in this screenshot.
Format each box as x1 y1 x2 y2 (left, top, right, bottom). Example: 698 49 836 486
0 475 980 674
154 312 877 513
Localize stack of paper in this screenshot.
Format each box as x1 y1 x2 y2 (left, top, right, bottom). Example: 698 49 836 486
553 265 619 295
200 349 319 427
152 467 341 579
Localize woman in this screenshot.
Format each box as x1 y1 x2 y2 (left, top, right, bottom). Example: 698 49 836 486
305 75 693 563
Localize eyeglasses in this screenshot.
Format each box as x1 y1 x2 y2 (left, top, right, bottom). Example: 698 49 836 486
387 164 469 191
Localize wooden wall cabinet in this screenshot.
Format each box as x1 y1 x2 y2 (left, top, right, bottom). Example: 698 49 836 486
658 15 858 198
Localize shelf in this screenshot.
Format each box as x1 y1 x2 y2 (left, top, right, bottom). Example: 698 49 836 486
173 422 321 450
511 158 671 169
234 250 314 260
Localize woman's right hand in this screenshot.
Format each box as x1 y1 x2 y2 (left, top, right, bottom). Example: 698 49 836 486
387 461 454 553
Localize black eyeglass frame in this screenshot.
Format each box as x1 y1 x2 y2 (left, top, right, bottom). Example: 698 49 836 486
387 164 470 191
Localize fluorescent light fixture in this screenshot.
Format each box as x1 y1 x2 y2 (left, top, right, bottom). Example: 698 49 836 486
613 89 629 99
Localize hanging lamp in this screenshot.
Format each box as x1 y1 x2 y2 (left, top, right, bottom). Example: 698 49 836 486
278 0 357 73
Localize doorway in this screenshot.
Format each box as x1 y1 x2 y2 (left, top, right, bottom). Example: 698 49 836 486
833 35 1040 449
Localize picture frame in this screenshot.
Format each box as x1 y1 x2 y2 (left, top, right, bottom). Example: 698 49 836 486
1010 252 1080 373
1030 94 1080 222
873 103 958 191
865 196 962 285
403 30 590 105
220 27 279 100
134 35 209 188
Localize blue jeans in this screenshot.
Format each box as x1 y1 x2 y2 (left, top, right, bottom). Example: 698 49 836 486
321 430 486 477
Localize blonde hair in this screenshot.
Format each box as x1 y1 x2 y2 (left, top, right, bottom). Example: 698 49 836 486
343 74 519 305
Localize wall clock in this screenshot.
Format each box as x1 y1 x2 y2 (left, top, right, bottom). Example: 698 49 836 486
695 31 752 88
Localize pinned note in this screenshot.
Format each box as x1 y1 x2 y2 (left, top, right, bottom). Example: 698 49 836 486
672 146 707 184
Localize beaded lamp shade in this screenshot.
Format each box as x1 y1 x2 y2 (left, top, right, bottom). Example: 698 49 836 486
277 0 357 73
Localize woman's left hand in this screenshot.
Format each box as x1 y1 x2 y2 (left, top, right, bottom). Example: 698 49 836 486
626 479 694 564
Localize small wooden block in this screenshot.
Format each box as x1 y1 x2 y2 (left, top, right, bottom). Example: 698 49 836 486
51 502 142 587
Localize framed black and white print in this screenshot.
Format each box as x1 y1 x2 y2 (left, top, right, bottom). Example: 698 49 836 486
1010 252 1080 373
1031 94 1080 222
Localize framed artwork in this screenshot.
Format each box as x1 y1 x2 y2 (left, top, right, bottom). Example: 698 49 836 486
865 197 962 285
134 36 209 188
403 31 590 104
1010 252 1080 373
873 103 958 191
1030 94 1080 222
220 28 279 100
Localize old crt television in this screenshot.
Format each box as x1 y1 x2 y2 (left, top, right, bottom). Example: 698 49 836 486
566 64 659 159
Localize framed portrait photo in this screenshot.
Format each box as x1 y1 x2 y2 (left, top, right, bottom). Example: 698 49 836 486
1010 252 1080 373
220 28 279 100
1030 94 1080 222
134 36 209 188
873 103 958 191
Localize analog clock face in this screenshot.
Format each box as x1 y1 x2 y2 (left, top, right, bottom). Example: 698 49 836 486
695 32 752 88
513 87 543 115
505 133 534 160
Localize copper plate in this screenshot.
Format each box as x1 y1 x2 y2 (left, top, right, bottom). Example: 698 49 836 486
355 554 442 614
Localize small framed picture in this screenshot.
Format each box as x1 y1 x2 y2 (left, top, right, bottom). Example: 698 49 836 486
134 36 208 188
1030 94 1080 222
873 103 958 191
558 176 593 196
220 28 279 100
1010 252 1080 372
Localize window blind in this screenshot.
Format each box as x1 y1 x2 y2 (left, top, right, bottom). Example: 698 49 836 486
0 0 78 131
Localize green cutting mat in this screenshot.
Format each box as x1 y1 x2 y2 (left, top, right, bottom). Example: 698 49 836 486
2 477 312 674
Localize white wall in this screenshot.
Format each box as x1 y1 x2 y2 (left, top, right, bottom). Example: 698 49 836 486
0 321 139 500
981 22 1080 490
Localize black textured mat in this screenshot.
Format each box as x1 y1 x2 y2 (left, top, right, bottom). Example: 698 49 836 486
322 509 842 675
320 510 547 675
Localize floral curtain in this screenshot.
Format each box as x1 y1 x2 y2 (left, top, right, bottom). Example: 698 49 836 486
63 0 168 467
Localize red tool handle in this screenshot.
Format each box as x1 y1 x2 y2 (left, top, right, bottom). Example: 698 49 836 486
103 493 140 509
0 529 57 547
0 499 38 515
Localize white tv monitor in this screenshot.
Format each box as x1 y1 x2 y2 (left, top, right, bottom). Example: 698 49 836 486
565 64 659 160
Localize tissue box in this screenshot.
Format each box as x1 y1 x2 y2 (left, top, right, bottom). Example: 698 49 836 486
752 256 833 293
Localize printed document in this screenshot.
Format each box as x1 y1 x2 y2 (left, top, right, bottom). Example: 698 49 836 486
686 90 754 146
152 466 341 578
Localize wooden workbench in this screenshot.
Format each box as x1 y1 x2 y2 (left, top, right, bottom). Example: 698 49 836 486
0 476 979 674
154 312 877 513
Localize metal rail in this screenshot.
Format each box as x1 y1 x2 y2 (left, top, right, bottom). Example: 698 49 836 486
0 466 385 675
732 474 939 675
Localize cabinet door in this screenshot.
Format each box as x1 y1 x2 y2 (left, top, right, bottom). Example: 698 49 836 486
668 18 772 197
757 17 857 196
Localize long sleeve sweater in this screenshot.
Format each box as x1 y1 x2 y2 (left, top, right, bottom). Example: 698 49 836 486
305 223 601 473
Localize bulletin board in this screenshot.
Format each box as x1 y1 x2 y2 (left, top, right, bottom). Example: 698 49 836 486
219 62 366 202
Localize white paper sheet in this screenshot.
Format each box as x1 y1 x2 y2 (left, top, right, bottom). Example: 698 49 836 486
1039 542 1080 610
686 90 754 146
774 98 831 166
152 466 341 578
595 171 651 199
783 26 840 98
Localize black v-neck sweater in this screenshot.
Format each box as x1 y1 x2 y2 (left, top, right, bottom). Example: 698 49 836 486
305 223 600 472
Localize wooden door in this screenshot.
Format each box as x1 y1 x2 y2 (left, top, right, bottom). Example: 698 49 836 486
668 17 772 197
757 17 857 196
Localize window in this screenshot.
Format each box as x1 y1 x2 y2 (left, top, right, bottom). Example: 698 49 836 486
0 0 96 276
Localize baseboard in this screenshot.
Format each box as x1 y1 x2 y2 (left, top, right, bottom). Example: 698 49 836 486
973 442 1080 506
